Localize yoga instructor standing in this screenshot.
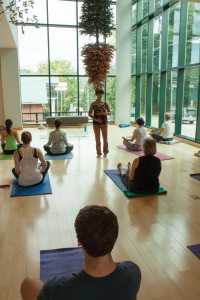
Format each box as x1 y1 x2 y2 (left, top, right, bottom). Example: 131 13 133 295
88 88 111 158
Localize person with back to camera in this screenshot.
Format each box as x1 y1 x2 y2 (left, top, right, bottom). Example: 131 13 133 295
20 205 141 300
149 112 174 142
117 137 161 194
43 118 73 155
12 131 50 186
1 119 22 154
122 117 147 151
88 88 111 158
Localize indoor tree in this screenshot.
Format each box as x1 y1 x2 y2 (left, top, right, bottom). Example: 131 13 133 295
79 0 115 89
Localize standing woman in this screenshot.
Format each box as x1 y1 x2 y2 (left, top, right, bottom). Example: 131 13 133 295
1 119 22 154
88 88 111 158
12 131 50 186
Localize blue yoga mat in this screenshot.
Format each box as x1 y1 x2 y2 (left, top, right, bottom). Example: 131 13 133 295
40 247 84 281
119 124 130 128
10 173 52 197
187 244 200 259
45 152 73 160
104 169 167 198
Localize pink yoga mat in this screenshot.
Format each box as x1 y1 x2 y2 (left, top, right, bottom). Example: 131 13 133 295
117 145 174 161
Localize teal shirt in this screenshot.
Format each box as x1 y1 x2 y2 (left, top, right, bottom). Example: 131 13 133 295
37 261 141 300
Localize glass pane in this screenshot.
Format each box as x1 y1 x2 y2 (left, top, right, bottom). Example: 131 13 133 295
18 27 48 75
152 73 160 128
167 3 180 68
19 0 47 24
142 23 148 73
155 0 163 11
132 30 137 75
50 76 78 116
132 3 137 26
21 77 50 124
143 0 148 18
181 68 199 138
131 77 136 122
106 77 116 121
186 3 200 65
166 71 177 111
140 75 147 120
49 28 77 74
48 0 76 25
153 15 162 71
79 77 95 119
106 30 116 76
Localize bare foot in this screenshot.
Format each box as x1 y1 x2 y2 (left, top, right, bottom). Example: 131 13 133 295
117 163 122 174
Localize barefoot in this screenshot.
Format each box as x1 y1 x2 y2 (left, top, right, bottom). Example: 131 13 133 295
117 163 122 174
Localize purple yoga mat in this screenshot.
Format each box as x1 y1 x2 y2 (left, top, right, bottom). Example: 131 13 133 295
40 247 84 281
117 145 174 161
187 244 200 259
190 173 200 181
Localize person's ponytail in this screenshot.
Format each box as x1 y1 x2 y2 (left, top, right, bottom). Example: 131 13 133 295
5 119 12 134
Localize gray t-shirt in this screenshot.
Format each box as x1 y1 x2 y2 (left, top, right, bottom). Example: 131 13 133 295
133 127 147 145
37 261 141 300
46 130 69 154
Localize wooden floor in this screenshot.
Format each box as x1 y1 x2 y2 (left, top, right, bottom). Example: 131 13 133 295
0 124 200 300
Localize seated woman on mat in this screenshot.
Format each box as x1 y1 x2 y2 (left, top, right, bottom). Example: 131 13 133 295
149 112 174 142
122 117 147 151
117 137 161 194
43 118 73 155
12 131 50 186
1 119 22 154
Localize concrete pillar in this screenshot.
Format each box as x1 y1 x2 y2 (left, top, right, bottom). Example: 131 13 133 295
115 0 132 124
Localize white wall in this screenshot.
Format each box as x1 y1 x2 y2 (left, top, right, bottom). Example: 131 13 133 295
115 0 132 124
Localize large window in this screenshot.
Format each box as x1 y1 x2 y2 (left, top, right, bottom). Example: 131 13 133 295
18 0 116 124
132 1 200 142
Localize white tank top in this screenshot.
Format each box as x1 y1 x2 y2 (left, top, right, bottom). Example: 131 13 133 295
18 147 43 186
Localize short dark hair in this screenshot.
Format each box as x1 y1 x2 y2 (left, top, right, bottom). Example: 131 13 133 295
136 117 145 126
21 131 32 144
95 88 104 95
54 118 62 128
74 205 118 257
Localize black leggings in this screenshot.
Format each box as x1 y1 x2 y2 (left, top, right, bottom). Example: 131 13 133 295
1 143 23 154
43 145 73 155
12 161 50 186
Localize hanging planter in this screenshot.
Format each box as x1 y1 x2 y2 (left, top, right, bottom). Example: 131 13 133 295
79 0 115 89
81 43 115 89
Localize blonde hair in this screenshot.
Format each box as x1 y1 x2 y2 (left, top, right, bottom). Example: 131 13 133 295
164 112 171 120
142 137 157 155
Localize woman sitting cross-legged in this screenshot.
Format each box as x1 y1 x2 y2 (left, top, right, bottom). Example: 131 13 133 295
12 131 50 186
1 119 22 154
122 117 147 151
117 137 161 194
43 118 73 155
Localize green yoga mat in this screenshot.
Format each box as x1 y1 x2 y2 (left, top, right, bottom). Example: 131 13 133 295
124 187 167 198
0 153 13 160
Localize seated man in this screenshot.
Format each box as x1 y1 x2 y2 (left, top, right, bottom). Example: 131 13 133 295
21 205 141 300
149 112 174 142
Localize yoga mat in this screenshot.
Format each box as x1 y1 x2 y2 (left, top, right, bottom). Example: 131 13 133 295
117 145 174 161
45 152 73 160
187 244 200 259
190 173 200 181
119 124 130 128
10 173 52 197
104 169 167 198
40 247 84 281
158 140 179 145
0 153 13 160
